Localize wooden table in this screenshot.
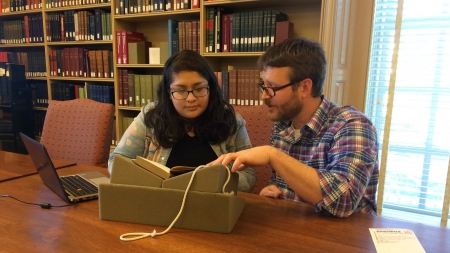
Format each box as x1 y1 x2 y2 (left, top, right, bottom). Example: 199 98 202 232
0 164 449 253
0 150 76 182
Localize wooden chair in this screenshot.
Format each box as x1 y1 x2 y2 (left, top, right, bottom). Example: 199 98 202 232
234 105 274 195
40 99 114 166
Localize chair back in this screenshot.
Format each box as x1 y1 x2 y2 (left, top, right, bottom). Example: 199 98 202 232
233 105 274 194
40 99 114 165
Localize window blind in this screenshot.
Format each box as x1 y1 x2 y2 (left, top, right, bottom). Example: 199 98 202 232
365 0 450 227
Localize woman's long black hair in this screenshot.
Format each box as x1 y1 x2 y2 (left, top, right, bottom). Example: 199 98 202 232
144 50 237 148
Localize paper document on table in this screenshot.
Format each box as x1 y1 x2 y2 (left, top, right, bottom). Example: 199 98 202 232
369 228 426 253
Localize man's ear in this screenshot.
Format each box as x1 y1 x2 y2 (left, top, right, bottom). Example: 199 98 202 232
300 78 313 97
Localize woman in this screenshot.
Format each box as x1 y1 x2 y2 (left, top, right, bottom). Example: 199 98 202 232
108 50 256 192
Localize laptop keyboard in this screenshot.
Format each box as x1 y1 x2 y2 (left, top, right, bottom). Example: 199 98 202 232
60 175 98 197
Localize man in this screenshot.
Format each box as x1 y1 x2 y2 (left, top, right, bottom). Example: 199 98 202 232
209 38 379 218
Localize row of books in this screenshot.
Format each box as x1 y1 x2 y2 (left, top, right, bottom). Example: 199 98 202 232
49 48 114 78
205 8 288 53
168 19 200 56
46 10 112 42
30 81 48 107
0 63 26 105
0 0 42 13
51 82 114 104
117 69 263 108
0 51 46 77
118 70 162 107
0 14 43 44
115 30 145 64
215 69 263 106
115 0 199 15
45 0 109 9
33 110 45 137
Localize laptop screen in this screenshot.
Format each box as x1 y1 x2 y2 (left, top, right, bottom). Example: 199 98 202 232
20 132 71 202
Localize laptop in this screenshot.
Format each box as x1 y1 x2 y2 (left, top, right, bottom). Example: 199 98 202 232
20 132 110 203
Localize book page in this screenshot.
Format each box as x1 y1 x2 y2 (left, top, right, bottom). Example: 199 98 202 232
369 228 426 253
133 156 171 179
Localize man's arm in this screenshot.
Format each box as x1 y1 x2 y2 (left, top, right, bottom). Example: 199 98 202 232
210 146 323 204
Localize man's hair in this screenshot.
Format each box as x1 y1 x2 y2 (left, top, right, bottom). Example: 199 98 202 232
257 38 327 97
144 50 237 148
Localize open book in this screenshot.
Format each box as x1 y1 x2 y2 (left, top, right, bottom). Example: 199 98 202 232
133 156 196 180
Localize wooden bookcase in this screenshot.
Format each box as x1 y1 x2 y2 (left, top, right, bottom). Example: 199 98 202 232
113 0 334 142
0 2 115 145
1 0 343 149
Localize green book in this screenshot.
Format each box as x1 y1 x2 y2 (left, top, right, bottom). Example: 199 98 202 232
151 75 161 103
144 74 153 105
128 72 135 107
159 41 169 64
139 74 147 106
79 86 85 99
134 74 141 107
128 42 146 64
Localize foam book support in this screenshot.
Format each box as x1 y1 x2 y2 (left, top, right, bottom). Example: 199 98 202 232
99 155 245 233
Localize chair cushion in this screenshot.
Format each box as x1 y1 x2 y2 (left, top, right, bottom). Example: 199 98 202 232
40 99 114 165
233 105 274 195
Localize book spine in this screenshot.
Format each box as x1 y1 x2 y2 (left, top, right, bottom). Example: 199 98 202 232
102 49 109 78
116 30 122 64
122 70 129 106
95 49 103 78
127 72 135 107
134 72 141 107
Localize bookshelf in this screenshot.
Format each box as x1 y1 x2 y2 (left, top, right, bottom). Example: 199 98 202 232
112 0 334 141
0 63 34 153
0 1 115 145
1 0 347 150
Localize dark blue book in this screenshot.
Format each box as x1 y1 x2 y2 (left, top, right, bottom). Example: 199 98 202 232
168 19 179 57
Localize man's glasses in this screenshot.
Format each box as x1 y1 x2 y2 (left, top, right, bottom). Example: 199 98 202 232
171 86 209 100
258 78 297 97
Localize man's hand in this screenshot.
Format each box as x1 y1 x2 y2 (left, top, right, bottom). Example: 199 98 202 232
260 184 282 198
208 146 273 172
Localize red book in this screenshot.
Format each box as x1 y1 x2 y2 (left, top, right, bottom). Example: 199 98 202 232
89 50 97 78
221 13 230 52
74 84 80 98
192 0 199 9
275 21 294 45
192 20 198 53
254 69 262 105
60 14 65 41
244 69 250 106
95 50 103 78
24 15 30 43
237 70 244 106
78 47 84 77
116 31 122 64
51 49 57 76
69 47 77 77
120 30 144 64
63 48 70 77
228 69 237 105
118 69 124 106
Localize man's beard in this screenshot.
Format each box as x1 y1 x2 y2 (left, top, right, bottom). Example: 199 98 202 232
265 94 303 122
